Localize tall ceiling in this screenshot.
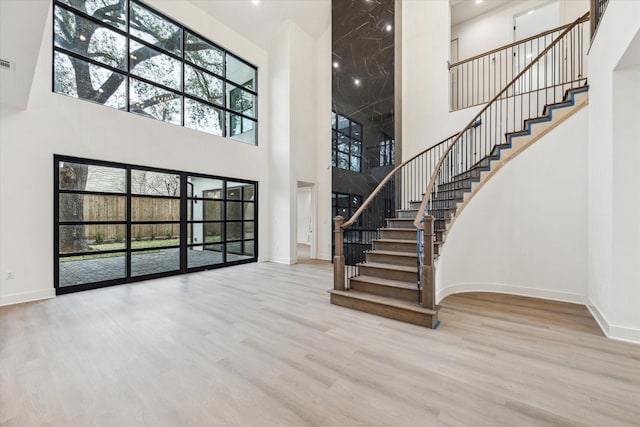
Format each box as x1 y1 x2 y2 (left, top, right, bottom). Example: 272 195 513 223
190 0 331 49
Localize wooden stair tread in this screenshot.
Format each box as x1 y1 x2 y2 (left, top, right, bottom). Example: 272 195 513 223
358 262 416 272
374 238 416 244
329 290 438 315
349 275 417 290
365 249 416 258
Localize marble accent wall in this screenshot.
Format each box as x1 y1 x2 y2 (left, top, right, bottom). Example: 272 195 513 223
332 0 395 200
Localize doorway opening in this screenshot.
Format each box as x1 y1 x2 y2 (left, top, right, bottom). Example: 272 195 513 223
296 182 315 263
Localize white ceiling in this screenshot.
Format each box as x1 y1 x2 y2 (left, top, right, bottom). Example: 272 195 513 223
450 0 513 26
190 0 331 49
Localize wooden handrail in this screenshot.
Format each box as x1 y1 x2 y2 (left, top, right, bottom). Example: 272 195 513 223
341 132 459 229
449 14 590 69
415 12 590 229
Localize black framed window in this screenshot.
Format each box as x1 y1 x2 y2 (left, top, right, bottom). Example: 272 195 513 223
331 111 362 172
55 155 258 294
378 132 395 167
332 192 362 220
52 0 258 145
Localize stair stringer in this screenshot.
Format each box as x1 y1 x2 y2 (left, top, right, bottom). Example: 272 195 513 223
442 88 589 237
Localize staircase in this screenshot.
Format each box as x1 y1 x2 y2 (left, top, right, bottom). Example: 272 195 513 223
330 201 439 328
330 13 590 329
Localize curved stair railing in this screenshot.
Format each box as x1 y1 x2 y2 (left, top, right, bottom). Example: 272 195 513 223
416 13 590 272
333 133 459 291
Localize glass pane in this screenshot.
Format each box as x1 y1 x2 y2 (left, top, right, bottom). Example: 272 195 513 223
188 222 223 245
131 247 180 277
226 55 256 90
204 200 224 221
185 32 223 75
188 244 223 268
227 202 242 220
243 241 255 257
131 224 180 248
129 3 182 56
58 0 126 30
59 224 126 254
351 122 362 140
59 162 126 193
188 177 223 198
331 151 336 167
243 203 254 220
337 115 349 133
59 252 125 287
59 194 125 222
244 222 254 239
129 78 182 124
54 6 126 70
226 182 244 200
243 186 255 201
131 197 180 221
227 85 255 118
337 134 349 152
185 98 224 136
227 241 242 256
331 111 337 128
130 40 181 90
350 143 361 156
226 222 242 241
226 113 256 145
351 156 361 172
185 65 223 105
337 152 349 170
131 170 181 196
54 52 127 110
337 194 350 208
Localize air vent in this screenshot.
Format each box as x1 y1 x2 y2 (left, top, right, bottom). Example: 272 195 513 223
0 58 13 71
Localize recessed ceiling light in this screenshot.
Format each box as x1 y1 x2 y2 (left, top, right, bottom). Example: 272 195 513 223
528 10 535 14
333 61 339 69
385 24 392 32
475 0 483 4
354 78 361 86
252 0 260 4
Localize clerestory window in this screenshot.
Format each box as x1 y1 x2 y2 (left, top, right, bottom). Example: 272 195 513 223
52 0 258 145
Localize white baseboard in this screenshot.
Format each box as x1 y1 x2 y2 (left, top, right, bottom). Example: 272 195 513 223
587 299 640 345
436 282 587 305
0 288 55 307
269 256 294 265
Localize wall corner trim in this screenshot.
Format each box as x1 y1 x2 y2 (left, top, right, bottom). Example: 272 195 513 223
587 298 640 345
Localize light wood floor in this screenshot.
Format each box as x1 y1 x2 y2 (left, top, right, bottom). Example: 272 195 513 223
1 262 639 426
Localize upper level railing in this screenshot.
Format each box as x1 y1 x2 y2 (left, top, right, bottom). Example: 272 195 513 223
332 133 459 291
417 12 590 238
591 0 610 40
449 14 590 112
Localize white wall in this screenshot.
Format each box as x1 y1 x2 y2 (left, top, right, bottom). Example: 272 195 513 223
0 0 272 305
588 0 640 343
315 27 333 261
402 0 480 160
267 20 330 264
451 0 589 61
437 106 588 304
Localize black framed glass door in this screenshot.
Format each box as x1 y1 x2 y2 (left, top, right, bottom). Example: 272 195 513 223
54 155 258 294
